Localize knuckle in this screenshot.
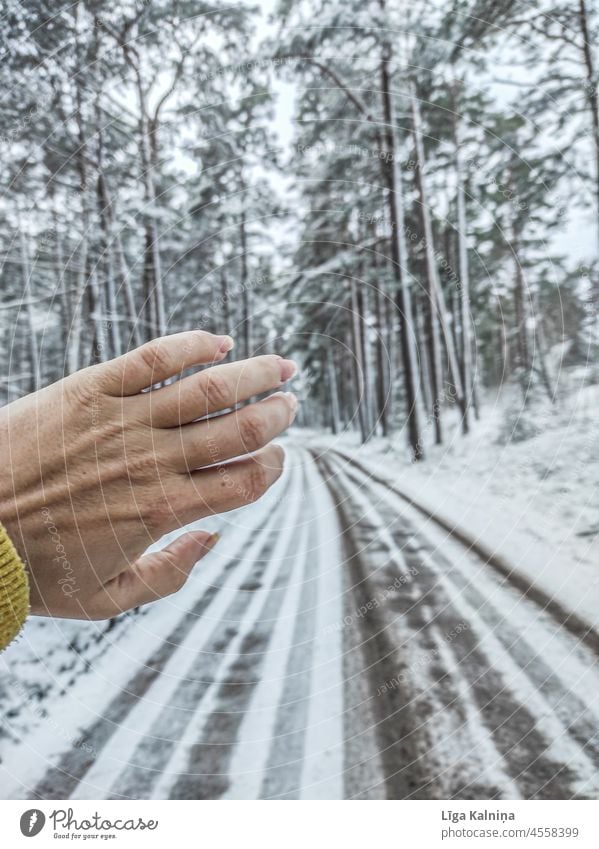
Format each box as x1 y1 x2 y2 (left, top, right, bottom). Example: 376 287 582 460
138 340 172 379
262 355 282 383
245 462 269 503
189 329 212 345
200 372 230 409
62 367 100 407
239 411 268 451
178 330 205 359
125 450 158 478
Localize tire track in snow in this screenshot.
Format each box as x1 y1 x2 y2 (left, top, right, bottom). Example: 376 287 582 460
258 462 321 799
163 461 308 800
321 455 524 798
317 454 435 799
323 449 599 799
297 453 344 799
330 456 592 797
259 448 383 800
221 516 310 799
336 455 599 792
335 449 599 655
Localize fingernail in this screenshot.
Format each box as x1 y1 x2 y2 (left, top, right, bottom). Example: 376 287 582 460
283 391 298 419
270 390 299 421
279 358 298 382
192 531 220 550
217 335 234 354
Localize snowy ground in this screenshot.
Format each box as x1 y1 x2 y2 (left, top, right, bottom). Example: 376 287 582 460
314 377 599 635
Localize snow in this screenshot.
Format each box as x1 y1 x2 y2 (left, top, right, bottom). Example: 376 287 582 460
360 471 599 796
314 378 599 637
324 434 599 798
429 626 522 799
298 454 344 800
222 517 309 799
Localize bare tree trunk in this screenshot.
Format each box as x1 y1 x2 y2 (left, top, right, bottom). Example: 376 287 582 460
498 305 510 383
220 268 231 333
411 82 464 421
336 343 350 429
358 279 375 438
97 171 122 357
415 293 434 416
453 94 473 434
115 230 143 350
18 225 41 392
371 247 389 436
98 18 177 342
450 284 462 387
70 1 108 366
240 206 251 359
380 45 423 458
52 203 70 374
383 271 396 429
136 77 166 339
471 369 481 419
513 236 530 374
327 349 341 434
96 175 142 349
68 212 88 373
532 292 555 403
79 184 107 365
411 97 443 443
350 277 369 443
88 265 108 364
18 320 30 401
578 0 599 253
142 230 156 340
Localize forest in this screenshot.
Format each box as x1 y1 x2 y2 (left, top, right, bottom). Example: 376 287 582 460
0 0 597 460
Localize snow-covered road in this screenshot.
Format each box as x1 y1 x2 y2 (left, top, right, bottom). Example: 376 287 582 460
2 444 599 799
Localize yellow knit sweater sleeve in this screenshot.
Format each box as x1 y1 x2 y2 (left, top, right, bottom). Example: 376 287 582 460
0 522 29 650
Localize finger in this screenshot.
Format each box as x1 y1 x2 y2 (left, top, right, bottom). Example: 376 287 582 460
95 331 235 395
146 354 297 427
167 392 298 471
93 530 220 616
172 444 285 524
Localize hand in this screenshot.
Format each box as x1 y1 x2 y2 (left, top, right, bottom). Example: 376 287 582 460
0 331 297 620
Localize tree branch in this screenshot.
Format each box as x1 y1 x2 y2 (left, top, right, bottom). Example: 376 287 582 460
274 53 373 119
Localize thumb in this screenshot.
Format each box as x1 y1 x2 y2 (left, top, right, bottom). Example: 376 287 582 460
97 530 220 616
